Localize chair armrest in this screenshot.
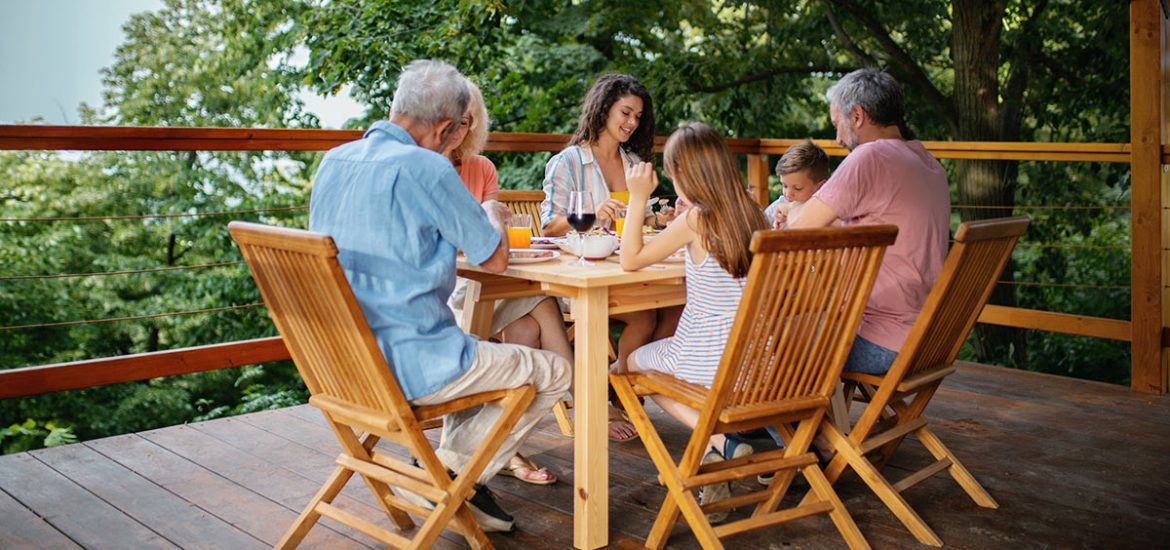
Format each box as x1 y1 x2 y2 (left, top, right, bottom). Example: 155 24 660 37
413 388 518 422
618 371 708 410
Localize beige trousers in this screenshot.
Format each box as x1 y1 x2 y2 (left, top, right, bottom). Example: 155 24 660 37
411 341 572 483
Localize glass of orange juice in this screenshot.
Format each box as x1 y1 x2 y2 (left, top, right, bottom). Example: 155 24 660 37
508 213 532 249
610 191 630 234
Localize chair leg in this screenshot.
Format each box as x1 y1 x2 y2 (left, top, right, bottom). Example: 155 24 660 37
553 399 574 436
276 461 357 549
820 421 943 547
332 430 414 531
804 465 871 550
916 426 999 509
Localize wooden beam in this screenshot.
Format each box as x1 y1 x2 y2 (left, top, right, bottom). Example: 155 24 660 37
746 154 770 206
0 337 291 400
1130 0 1166 393
978 305 1131 342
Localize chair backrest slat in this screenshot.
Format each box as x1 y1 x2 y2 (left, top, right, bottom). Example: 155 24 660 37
708 226 898 413
229 222 413 422
891 216 1030 381
498 189 545 237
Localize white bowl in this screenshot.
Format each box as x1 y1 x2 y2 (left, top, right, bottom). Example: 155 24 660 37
562 233 618 259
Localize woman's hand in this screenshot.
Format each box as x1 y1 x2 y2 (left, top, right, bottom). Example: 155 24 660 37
625 162 657 198
595 197 626 223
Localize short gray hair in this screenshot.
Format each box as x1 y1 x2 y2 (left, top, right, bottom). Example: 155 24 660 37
826 68 905 128
390 59 470 126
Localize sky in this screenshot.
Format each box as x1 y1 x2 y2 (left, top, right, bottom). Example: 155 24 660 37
0 0 363 128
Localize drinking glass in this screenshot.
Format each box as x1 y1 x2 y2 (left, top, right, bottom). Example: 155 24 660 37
566 190 596 266
507 213 532 250
610 191 630 233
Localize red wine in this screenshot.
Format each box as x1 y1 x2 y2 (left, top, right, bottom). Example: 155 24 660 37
567 213 596 232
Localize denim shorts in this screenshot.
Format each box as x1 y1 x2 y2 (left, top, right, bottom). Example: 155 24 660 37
843 335 898 375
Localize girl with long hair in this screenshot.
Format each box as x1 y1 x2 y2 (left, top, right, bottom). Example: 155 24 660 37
619 122 769 522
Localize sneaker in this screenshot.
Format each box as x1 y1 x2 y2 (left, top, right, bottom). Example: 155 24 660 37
698 448 731 524
466 483 515 533
396 462 515 533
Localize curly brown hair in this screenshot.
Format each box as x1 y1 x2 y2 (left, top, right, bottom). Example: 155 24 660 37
569 74 655 162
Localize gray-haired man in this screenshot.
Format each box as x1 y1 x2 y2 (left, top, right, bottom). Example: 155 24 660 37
788 68 951 375
308 59 571 532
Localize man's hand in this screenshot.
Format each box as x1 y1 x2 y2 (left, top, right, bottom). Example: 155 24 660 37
479 200 512 273
481 199 512 232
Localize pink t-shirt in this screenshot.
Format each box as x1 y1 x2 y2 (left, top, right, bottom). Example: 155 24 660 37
813 139 951 352
457 154 499 203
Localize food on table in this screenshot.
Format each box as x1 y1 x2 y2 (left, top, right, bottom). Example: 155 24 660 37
510 249 554 259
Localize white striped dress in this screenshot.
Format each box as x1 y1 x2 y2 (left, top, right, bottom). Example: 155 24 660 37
632 247 746 387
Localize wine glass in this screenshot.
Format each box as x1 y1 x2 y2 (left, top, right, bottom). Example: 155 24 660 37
566 190 597 266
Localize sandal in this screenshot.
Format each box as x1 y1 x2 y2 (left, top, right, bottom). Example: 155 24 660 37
608 408 639 442
499 453 557 485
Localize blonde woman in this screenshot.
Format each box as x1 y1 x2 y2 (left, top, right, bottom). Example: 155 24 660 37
445 81 568 485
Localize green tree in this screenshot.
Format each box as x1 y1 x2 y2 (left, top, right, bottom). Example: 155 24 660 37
295 0 1131 380
1 0 317 448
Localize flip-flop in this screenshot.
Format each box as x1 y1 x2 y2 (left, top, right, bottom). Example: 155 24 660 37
608 410 639 442
499 454 557 485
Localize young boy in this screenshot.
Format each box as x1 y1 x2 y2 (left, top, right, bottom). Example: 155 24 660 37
763 140 830 228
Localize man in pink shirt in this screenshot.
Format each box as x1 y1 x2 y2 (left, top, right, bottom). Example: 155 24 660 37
788 68 951 374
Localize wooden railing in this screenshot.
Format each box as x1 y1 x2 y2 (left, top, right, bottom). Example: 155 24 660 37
0 125 1162 396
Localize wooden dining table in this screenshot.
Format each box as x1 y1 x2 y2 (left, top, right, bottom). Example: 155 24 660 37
456 252 686 549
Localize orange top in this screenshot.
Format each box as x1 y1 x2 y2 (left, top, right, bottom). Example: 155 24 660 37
457 154 499 203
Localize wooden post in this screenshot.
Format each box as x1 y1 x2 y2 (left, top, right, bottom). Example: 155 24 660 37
1130 0 1166 393
1162 0 1170 393
747 153 770 206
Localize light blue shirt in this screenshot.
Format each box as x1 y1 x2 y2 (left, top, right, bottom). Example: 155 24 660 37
308 121 501 400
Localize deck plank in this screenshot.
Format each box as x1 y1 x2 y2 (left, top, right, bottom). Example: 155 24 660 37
85 433 362 549
0 451 176 549
2 363 1168 549
188 415 466 549
0 484 82 549
32 442 266 550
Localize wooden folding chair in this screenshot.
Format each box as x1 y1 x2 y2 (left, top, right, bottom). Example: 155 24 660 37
498 189 545 237
611 225 898 550
229 221 535 550
814 216 1029 547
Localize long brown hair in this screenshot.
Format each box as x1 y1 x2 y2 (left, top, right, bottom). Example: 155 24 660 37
663 123 768 278
569 73 655 162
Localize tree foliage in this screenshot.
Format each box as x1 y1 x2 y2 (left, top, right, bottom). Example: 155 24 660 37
0 0 1135 453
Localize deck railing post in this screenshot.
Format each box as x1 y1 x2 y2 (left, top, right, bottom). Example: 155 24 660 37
747 153 770 207
1129 0 1166 394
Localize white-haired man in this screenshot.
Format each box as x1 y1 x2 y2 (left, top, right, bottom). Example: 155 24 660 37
308 59 571 532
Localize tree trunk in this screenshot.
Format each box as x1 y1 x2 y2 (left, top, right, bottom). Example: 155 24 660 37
951 0 1026 367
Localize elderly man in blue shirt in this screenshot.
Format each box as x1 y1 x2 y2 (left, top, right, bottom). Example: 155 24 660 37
308 59 571 533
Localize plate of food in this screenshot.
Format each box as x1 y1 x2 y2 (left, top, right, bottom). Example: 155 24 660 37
509 249 560 264
529 236 561 249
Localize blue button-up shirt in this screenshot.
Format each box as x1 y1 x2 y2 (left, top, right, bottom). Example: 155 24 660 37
308 121 500 400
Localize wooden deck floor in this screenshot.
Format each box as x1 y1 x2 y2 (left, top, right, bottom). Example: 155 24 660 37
2 363 1167 549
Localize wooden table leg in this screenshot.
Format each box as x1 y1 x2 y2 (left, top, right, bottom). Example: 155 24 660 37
573 287 609 549
460 280 497 340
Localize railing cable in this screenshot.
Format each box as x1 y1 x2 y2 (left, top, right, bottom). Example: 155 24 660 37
1 261 244 281
0 303 264 331
0 205 306 223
